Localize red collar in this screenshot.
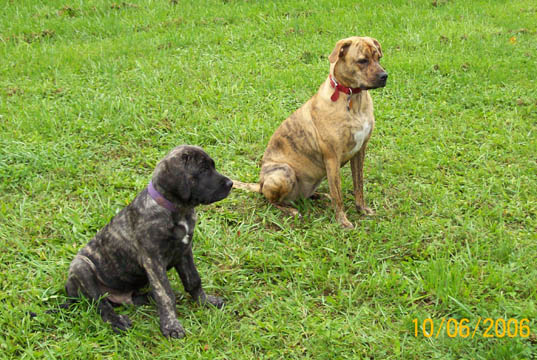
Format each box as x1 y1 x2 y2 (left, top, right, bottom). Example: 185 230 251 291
329 75 361 102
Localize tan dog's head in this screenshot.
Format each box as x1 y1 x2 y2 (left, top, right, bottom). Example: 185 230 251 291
329 36 387 90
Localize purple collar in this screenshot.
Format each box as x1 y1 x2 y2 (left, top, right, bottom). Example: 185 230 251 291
147 181 177 212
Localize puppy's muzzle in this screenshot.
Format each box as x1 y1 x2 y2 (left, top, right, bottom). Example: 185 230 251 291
217 176 233 199
223 178 233 192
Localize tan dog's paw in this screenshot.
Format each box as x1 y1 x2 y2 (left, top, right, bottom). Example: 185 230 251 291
357 205 375 216
309 192 331 201
273 203 302 219
337 213 354 229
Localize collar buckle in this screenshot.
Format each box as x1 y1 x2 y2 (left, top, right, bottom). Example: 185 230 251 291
329 74 361 102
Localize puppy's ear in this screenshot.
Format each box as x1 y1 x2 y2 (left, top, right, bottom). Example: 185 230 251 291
173 168 191 202
154 160 191 202
372 38 383 58
168 160 191 202
329 39 352 64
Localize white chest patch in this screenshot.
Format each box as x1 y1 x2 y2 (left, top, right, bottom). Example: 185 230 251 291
347 121 371 157
178 220 189 244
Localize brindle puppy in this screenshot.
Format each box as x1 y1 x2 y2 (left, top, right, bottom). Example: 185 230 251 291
234 37 387 228
65 145 233 338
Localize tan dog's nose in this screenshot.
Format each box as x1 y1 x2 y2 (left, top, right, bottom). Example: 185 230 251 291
378 72 388 82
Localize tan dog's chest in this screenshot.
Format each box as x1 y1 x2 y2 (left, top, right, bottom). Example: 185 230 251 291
331 106 374 164
342 119 372 162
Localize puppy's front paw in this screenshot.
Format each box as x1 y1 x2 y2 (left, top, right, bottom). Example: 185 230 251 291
106 314 132 333
204 295 224 309
161 319 186 339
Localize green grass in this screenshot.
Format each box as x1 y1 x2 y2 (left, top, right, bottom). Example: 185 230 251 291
1 0 536 358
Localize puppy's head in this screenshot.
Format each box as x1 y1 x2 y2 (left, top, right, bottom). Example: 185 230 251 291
329 36 387 90
152 145 233 207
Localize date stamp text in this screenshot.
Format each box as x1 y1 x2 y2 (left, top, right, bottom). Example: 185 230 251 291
412 318 531 338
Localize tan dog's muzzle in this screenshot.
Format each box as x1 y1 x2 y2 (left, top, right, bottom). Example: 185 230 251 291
376 71 388 88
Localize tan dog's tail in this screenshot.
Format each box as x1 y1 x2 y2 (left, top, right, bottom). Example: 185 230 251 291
232 180 260 193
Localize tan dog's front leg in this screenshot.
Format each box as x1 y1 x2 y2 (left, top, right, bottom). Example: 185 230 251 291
350 144 375 215
325 156 353 229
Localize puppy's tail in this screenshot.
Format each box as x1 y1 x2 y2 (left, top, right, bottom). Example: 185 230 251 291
232 180 261 193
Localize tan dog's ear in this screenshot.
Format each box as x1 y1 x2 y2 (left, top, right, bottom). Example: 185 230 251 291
372 38 383 58
329 39 353 64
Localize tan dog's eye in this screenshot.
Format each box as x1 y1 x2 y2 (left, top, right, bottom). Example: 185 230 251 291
357 58 369 65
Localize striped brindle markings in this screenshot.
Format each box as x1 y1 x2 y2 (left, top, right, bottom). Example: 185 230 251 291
233 36 387 228
64 145 233 338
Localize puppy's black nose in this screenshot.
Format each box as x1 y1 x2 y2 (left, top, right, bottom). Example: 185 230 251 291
224 178 233 189
378 72 388 81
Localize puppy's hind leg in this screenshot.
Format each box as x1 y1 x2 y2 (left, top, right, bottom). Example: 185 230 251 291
260 163 300 217
66 257 132 332
131 290 154 306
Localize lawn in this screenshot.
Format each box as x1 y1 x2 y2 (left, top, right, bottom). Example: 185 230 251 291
1 0 536 358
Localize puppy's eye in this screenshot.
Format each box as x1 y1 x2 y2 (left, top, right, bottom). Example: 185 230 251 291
357 58 369 65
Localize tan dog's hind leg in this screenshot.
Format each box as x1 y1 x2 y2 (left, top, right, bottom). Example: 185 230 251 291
260 164 300 217
350 144 375 216
324 156 353 229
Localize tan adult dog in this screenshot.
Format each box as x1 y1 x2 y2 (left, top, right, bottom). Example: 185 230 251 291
235 37 387 228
